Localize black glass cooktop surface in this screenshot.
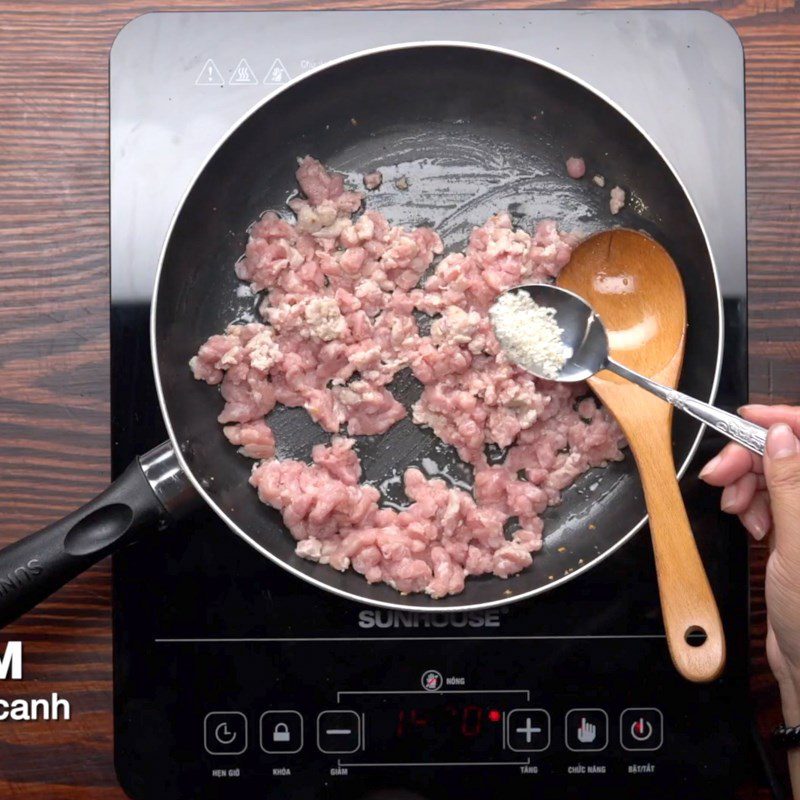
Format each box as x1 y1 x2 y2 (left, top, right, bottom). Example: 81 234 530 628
111 10 753 799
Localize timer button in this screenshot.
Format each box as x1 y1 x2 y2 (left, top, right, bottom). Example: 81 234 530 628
507 709 551 752
204 711 248 755
620 708 663 751
317 710 361 754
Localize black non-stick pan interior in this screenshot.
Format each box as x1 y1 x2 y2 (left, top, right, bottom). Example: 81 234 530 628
154 45 720 609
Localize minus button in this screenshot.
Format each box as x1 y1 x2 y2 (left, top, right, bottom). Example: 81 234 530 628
317 710 361 754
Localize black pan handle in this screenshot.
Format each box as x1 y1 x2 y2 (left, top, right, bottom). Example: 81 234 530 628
0 442 196 628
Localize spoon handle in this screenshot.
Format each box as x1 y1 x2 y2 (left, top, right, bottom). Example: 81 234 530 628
606 358 767 455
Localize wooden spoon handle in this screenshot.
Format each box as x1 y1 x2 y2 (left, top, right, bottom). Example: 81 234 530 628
635 440 726 683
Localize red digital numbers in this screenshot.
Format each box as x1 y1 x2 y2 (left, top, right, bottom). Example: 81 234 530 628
396 708 429 738
461 704 483 738
396 704 484 738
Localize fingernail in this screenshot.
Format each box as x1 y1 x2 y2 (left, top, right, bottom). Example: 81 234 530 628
699 454 721 479
739 404 767 417
766 423 799 460
741 508 768 541
720 483 738 512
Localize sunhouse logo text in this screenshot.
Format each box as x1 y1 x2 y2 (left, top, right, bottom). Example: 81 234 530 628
358 609 502 629
0 642 70 721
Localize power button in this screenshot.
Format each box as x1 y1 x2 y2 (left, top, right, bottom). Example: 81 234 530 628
620 708 663 751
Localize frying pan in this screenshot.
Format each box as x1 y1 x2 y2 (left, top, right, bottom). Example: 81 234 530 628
0 43 721 628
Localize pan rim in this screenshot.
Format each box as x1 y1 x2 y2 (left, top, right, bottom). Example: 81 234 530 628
150 40 724 613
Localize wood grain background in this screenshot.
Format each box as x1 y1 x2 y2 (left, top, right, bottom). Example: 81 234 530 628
0 1 797 797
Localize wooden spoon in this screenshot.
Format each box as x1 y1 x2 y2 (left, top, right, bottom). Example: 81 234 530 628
557 228 725 684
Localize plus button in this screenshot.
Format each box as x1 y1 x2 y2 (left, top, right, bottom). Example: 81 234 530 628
507 709 550 752
516 717 542 742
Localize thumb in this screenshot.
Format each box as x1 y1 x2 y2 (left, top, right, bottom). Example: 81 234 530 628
764 423 800 563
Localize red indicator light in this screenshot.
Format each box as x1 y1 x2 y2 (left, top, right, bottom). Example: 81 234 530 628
488 709 502 723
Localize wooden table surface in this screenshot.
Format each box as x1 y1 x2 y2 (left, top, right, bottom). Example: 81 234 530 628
0 1 797 797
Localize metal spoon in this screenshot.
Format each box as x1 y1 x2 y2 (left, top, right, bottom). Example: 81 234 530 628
494 283 766 455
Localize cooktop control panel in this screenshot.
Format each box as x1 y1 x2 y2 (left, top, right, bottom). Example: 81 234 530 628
204 684 666 763
113 502 750 800
116 582 747 799
111 9 752 800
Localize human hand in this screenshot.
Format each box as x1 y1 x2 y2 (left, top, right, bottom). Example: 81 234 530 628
699 405 800 700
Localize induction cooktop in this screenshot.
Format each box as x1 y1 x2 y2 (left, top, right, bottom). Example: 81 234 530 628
110 10 755 799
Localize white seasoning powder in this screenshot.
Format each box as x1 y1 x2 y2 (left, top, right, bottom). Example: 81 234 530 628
489 290 572 380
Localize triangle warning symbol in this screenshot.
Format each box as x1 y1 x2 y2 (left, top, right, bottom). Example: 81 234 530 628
230 58 258 85
195 58 224 87
264 58 291 85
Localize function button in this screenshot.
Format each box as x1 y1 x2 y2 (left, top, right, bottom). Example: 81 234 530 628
565 708 609 752
507 709 551 752
317 710 361 754
260 710 303 754
204 711 248 755
620 708 663 751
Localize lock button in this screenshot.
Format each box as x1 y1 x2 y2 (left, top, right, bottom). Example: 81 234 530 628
273 722 291 742
259 711 303 754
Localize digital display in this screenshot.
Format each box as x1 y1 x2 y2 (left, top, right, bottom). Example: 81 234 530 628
365 697 505 761
395 704 498 739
